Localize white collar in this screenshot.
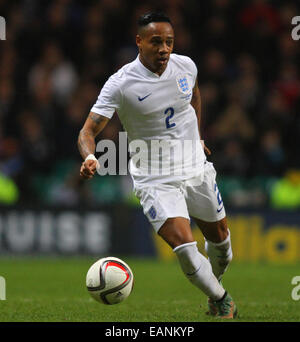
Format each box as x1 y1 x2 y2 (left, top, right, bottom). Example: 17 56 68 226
136 54 170 79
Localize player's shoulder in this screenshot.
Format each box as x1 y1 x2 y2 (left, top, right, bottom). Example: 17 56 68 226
107 65 127 85
107 58 139 86
170 53 197 71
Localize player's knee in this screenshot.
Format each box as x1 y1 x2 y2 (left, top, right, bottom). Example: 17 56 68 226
158 218 194 249
212 219 229 243
170 234 195 250
214 224 229 243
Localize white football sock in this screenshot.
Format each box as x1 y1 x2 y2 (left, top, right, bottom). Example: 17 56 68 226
173 241 226 301
204 229 233 281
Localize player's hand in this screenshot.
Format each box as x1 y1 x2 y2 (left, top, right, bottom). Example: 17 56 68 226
80 159 98 179
204 144 211 156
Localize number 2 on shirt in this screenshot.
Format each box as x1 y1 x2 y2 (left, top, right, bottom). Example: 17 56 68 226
164 107 176 129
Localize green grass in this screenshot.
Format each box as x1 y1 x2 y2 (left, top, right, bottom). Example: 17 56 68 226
0 256 299 322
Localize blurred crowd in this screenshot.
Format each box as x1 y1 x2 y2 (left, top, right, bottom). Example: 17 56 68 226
0 0 300 208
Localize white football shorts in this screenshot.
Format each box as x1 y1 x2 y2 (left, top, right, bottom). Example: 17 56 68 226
134 162 226 232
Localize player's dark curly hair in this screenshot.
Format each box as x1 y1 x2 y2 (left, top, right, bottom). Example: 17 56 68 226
137 12 172 27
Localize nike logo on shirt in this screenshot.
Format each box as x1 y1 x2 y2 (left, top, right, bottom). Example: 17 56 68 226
138 93 152 101
217 205 224 213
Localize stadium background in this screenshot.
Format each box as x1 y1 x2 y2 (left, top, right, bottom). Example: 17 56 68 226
0 0 300 265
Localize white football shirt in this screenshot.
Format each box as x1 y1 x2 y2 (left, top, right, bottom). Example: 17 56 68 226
91 53 206 186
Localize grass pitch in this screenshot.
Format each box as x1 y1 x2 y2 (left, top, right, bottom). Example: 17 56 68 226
0 256 299 322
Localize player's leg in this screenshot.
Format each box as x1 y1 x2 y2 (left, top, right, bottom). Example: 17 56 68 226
183 162 237 317
158 217 227 302
189 216 235 318
157 217 194 248
191 216 233 282
191 216 234 317
135 182 236 317
184 162 233 281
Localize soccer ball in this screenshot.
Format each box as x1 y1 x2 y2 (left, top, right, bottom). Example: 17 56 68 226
86 257 134 305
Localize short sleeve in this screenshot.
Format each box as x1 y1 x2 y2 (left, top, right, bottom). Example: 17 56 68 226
186 56 198 87
173 54 198 88
90 73 122 119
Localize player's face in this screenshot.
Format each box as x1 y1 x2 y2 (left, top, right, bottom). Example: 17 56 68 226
136 22 174 75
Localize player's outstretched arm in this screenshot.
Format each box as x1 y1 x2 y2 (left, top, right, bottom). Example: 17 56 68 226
191 78 211 156
78 112 109 179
